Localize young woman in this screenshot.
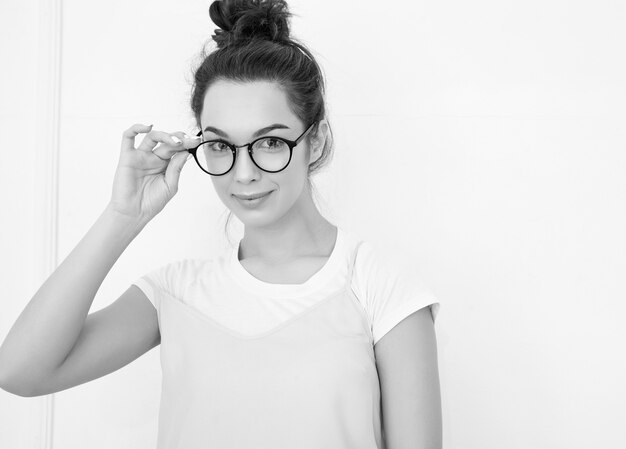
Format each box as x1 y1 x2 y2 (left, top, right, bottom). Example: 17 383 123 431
0 0 442 447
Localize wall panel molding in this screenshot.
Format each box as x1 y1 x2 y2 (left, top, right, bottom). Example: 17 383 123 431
34 0 62 448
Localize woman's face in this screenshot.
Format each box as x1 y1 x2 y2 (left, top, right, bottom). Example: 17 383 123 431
200 79 320 229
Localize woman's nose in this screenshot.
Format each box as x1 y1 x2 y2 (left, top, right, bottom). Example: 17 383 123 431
232 146 261 181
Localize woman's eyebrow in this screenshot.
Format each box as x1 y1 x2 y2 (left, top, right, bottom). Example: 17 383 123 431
203 123 290 139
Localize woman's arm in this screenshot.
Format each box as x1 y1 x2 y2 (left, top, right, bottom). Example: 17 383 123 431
0 125 193 396
0 206 148 395
374 306 442 449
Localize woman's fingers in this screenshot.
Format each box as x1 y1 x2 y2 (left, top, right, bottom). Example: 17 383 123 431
136 130 183 153
121 124 153 151
180 132 203 149
150 131 202 160
164 149 194 194
120 125 201 161
166 131 203 149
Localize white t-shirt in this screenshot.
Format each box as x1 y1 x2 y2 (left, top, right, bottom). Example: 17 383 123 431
131 225 440 448
133 226 440 346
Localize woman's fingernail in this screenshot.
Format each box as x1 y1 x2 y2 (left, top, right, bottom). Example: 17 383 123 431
171 136 182 144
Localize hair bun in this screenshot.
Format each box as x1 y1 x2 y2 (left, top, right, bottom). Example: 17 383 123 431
210 0 292 49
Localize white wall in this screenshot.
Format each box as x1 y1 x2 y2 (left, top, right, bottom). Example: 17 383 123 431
1 0 59 447
1 0 625 448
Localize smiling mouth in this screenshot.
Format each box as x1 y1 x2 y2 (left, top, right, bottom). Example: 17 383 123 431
233 191 273 200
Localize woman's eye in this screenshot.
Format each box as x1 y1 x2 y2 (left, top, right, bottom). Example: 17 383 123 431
258 138 286 150
209 142 230 152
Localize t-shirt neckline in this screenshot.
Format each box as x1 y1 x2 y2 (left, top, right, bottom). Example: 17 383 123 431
227 226 345 298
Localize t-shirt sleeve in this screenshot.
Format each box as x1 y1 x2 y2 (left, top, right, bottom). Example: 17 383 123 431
131 258 191 310
354 241 440 346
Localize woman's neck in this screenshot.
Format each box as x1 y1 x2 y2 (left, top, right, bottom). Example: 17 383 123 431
238 191 337 264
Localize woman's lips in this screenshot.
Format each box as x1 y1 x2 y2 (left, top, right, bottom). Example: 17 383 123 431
232 190 274 207
233 191 273 200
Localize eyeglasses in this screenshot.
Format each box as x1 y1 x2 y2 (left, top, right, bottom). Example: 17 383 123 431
187 122 316 176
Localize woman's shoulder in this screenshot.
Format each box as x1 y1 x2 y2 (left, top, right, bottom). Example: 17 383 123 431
341 227 435 299
340 228 440 343
339 226 391 267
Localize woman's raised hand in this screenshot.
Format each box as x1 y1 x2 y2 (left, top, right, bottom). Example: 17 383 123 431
108 123 201 221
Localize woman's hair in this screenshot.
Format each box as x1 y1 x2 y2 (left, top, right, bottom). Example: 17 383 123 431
190 0 334 242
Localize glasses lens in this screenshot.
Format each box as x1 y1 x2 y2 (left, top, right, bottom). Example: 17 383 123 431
195 141 233 175
251 137 291 172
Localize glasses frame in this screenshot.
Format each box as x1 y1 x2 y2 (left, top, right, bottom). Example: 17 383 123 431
188 121 317 176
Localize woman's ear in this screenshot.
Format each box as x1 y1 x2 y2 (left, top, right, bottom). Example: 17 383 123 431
308 119 329 166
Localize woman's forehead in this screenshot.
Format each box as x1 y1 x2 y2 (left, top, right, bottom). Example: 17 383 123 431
202 79 293 119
